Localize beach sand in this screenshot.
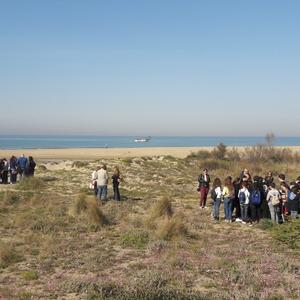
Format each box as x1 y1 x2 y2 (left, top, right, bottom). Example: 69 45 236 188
0 146 300 160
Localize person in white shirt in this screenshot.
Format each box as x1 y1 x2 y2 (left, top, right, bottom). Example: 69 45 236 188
91 166 99 196
95 164 108 201
211 177 222 220
238 182 250 224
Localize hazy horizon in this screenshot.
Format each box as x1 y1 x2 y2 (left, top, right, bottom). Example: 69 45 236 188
1 1 299 136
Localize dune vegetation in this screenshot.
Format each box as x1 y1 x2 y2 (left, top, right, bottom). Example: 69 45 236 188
1 144 300 299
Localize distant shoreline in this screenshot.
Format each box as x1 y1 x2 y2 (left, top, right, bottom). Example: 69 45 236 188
0 146 300 160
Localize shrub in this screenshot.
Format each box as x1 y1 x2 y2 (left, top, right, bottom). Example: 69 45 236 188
227 147 241 161
154 214 188 241
212 143 227 160
199 159 229 171
148 196 173 221
186 150 211 160
3 191 21 205
72 161 89 168
74 194 88 215
269 219 300 250
21 270 38 281
122 230 149 249
0 241 22 268
87 202 109 226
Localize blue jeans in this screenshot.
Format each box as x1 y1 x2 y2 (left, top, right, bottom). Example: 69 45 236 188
213 198 221 219
224 197 232 220
240 203 249 222
97 185 107 200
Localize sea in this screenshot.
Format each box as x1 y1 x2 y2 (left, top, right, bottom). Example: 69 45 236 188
0 136 300 149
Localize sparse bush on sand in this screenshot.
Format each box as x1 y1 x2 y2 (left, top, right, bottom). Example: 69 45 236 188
148 196 173 221
72 194 109 226
72 161 89 168
154 213 188 241
0 241 22 268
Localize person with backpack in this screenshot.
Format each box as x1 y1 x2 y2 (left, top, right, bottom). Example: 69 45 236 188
250 183 262 224
238 182 250 224
288 185 299 219
197 169 210 209
211 178 222 220
266 183 281 223
222 176 234 222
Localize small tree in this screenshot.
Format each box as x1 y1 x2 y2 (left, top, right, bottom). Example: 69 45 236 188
212 142 227 160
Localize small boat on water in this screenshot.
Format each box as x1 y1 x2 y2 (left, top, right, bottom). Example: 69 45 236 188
134 136 151 143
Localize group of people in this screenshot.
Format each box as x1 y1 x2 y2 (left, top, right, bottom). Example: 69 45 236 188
0 154 36 184
198 168 300 224
91 164 121 201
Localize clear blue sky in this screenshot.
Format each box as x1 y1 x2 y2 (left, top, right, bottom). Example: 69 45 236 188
0 0 299 136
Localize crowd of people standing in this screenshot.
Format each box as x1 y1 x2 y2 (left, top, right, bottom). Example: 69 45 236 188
198 168 300 224
0 154 36 184
91 164 121 201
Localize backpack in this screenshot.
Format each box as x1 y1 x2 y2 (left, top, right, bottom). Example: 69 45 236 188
210 189 217 200
271 194 280 206
239 191 246 204
251 190 261 205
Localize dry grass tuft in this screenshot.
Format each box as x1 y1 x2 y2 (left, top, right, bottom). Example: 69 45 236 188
0 241 22 268
154 213 188 241
149 196 173 220
87 201 109 226
71 194 109 226
73 193 89 215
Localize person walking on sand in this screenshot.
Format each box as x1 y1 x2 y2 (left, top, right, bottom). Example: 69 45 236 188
96 164 108 201
198 168 210 209
112 166 121 201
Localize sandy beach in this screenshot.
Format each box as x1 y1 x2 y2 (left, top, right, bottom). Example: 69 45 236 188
0 146 300 160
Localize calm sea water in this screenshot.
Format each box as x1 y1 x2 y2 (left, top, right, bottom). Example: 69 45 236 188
0 136 300 149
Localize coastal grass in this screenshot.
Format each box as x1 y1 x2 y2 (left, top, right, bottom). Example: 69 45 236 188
0 154 300 299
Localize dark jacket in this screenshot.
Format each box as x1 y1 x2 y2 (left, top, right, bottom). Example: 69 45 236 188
288 193 299 212
198 174 210 189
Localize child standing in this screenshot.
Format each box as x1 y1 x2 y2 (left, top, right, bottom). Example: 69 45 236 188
288 186 299 219
222 177 234 222
211 178 222 220
266 183 281 223
238 182 250 224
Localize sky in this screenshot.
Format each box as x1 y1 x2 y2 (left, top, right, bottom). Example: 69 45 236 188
0 0 299 136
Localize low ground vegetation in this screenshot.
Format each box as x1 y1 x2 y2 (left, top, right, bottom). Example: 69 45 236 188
0 146 300 299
